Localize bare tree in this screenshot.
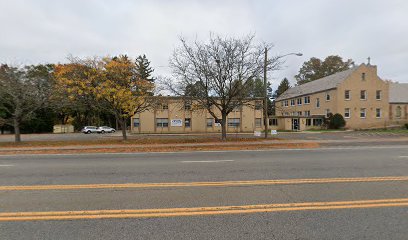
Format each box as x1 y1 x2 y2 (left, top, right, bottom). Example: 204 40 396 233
166 34 281 140
0 64 52 142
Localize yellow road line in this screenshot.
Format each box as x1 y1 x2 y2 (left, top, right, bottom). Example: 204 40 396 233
1 176 408 191
1 198 408 221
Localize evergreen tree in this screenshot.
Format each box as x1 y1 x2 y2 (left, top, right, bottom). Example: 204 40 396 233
274 78 291 98
135 54 154 82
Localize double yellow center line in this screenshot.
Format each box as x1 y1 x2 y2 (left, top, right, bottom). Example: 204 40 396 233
1 176 408 191
1 198 408 221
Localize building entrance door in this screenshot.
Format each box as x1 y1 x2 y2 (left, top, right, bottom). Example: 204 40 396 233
292 118 300 131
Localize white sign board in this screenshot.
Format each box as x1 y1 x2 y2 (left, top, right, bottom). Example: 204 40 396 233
214 123 221 127
271 130 278 135
170 119 183 127
254 131 261 137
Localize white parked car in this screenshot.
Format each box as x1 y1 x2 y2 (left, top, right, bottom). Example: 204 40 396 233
81 126 98 134
97 126 116 134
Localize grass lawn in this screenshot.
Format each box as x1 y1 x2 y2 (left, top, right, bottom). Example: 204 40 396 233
0 136 280 148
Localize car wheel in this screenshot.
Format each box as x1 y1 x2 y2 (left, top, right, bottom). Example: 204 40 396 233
111 130 115 133
101 130 105 134
87 130 91 134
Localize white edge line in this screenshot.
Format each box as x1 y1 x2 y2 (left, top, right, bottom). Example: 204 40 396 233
0 145 407 158
0 164 14 167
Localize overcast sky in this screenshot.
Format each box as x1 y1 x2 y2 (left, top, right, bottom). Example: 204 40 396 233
1 0 407 89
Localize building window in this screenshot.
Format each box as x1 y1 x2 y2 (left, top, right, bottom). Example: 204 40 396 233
284 100 288 107
297 98 302 105
255 101 262 110
156 118 169 127
284 112 289 116
281 101 284 107
185 118 191 128
316 98 320 108
376 108 381 118
304 96 310 104
362 72 366 81
304 111 310 117
184 102 191 111
227 118 240 127
325 109 331 118
269 118 278 126
290 99 295 106
344 108 350 118
396 106 402 118
255 118 262 127
376 90 382 100
206 118 213 127
360 108 366 118
326 93 331 101
313 119 323 126
360 90 367 100
297 111 302 116
215 119 222 126
306 119 312 126
133 118 140 127
345 90 350 100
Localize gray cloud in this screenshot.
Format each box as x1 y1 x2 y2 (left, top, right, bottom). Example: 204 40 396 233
1 0 407 90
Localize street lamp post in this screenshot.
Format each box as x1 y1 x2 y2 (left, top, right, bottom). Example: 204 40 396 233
264 51 302 139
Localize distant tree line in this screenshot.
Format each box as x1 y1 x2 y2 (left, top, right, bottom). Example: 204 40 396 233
0 54 155 142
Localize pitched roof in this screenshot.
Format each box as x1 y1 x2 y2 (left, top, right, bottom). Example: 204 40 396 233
275 66 358 101
389 83 408 103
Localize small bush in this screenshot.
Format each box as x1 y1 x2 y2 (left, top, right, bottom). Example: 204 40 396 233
328 113 346 129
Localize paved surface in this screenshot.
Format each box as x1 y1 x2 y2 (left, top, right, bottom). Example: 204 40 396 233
1 146 408 239
1 130 408 143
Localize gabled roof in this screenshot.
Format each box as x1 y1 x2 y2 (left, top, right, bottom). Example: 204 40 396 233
275 66 359 101
389 83 408 103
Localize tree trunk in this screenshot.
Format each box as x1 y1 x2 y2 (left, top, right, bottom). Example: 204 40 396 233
14 118 21 142
120 118 127 141
221 112 227 141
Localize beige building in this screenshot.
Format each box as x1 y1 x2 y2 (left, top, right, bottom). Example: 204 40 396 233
273 63 408 130
131 97 264 133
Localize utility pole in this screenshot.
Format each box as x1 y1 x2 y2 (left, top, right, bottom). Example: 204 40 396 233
264 47 268 139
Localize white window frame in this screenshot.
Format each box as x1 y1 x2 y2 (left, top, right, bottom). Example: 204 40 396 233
304 96 310 104
325 109 331 118
316 98 320 108
376 108 381 118
345 90 351 100
360 90 367 100
344 108 350 118
360 108 366 119
290 99 295 106
297 98 302 105
326 93 331 101
376 90 382 100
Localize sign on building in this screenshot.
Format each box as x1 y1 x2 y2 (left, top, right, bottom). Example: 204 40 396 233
271 130 278 135
170 119 183 127
254 131 261 137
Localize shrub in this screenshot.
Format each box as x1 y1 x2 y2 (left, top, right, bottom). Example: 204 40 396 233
328 113 346 129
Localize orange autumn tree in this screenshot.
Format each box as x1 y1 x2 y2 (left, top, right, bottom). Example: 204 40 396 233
55 55 154 140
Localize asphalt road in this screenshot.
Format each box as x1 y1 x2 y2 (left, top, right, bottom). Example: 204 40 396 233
1 146 408 239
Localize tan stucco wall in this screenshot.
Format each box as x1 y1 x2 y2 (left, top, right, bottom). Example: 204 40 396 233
275 64 396 130
131 99 263 133
336 65 389 129
389 103 408 126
